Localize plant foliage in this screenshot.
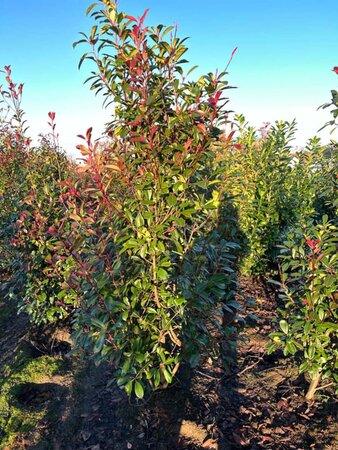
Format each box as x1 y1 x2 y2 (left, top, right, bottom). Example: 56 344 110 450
268 217 338 398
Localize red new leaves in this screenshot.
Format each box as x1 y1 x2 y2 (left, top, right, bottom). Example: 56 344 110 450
306 238 322 255
333 66 338 74
48 112 56 121
47 112 59 147
306 238 321 250
208 91 222 106
130 9 150 49
224 46 238 71
1 65 24 104
231 47 238 58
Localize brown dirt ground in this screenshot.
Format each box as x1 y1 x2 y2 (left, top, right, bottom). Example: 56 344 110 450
1 277 337 450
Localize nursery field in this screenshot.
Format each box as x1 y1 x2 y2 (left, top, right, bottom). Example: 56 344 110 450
0 0 337 448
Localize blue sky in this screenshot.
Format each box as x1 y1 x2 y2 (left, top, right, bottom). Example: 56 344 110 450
1 0 337 154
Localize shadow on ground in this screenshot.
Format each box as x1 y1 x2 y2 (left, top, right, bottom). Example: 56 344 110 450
1 279 337 450
33 278 338 450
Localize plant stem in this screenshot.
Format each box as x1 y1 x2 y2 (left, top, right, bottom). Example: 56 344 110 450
305 373 321 401
152 254 161 308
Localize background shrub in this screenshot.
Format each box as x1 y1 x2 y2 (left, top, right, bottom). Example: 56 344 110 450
268 216 338 400
0 68 77 324
220 115 297 276
0 67 31 279
290 138 337 225
13 134 78 325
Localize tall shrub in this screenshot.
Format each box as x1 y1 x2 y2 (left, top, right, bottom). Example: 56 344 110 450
58 0 241 397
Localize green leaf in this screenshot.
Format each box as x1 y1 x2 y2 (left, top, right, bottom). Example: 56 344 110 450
280 320 289 334
86 2 98 16
307 345 315 359
167 195 177 206
157 268 168 281
134 380 144 399
286 341 297 355
162 368 173 384
125 380 133 396
135 214 144 227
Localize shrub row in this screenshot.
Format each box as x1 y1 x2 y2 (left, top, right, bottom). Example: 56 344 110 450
0 0 337 400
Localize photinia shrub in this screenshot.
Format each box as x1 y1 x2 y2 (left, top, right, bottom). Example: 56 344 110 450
0 66 33 290
268 216 338 400
59 0 242 397
13 129 78 325
0 67 77 324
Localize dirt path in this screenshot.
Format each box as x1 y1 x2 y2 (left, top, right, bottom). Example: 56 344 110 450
0 278 337 449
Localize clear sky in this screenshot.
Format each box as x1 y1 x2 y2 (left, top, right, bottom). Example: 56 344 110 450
1 0 337 155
